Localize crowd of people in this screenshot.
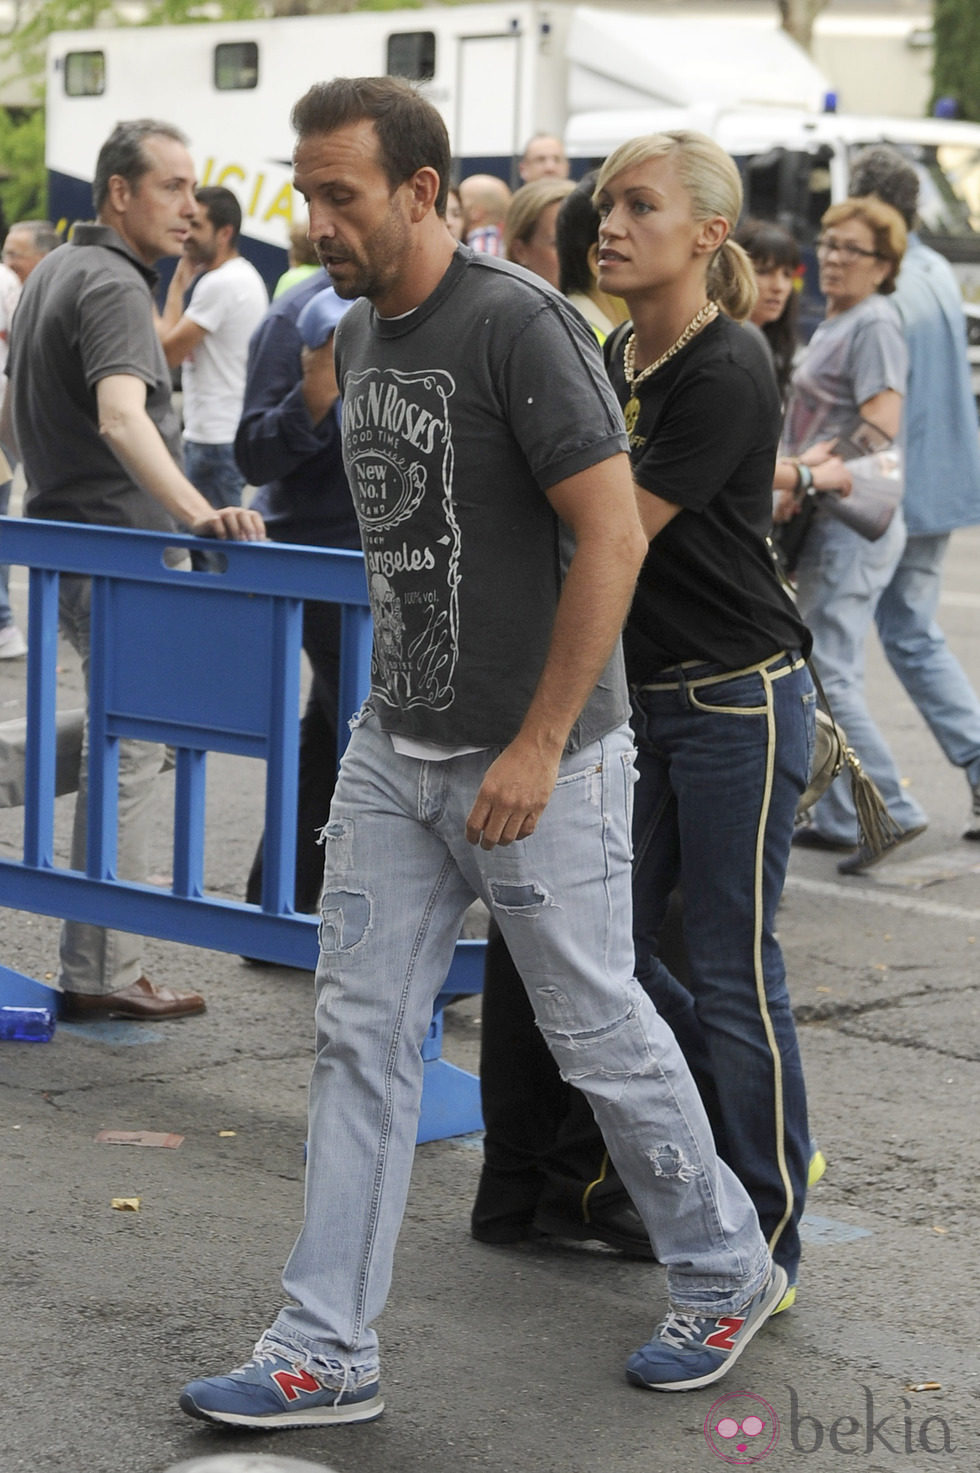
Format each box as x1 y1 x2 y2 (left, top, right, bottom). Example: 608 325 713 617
1 76 980 1435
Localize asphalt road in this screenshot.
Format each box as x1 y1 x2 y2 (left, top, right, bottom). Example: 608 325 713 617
1 527 978 1473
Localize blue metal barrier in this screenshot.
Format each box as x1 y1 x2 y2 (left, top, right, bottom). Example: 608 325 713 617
0 518 484 1142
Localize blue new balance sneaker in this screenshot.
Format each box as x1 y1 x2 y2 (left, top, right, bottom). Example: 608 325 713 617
626 1264 787 1392
179 1344 384 1427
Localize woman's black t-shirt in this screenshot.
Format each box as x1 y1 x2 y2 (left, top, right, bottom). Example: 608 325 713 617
605 313 811 678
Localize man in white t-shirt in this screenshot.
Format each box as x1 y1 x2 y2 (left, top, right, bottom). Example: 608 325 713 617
158 185 268 509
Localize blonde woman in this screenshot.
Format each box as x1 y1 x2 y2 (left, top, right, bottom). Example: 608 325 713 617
502 176 574 287
475 131 814 1385
596 132 815 1340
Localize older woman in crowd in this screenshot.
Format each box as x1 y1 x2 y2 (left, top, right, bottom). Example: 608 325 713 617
775 197 925 871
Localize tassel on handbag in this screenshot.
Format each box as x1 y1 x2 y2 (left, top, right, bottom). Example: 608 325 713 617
769 537 900 854
843 743 904 857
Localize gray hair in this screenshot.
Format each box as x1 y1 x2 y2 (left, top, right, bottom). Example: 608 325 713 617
849 145 919 229
7 219 60 255
93 118 188 212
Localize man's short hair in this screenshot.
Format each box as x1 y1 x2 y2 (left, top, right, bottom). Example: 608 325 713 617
195 184 242 243
291 76 450 216
7 219 61 256
849 145 920 230
92 119 188 213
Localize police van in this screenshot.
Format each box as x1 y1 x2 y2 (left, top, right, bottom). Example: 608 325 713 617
44 0 980 391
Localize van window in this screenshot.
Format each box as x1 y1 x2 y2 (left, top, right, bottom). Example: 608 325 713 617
387 31 436 82
214 41 259 91
64 51 105 97
741 146 831 245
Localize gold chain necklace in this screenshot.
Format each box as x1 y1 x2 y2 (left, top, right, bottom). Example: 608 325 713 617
622 301 719 435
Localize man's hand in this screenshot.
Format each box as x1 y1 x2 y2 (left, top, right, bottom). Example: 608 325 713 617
188 505 266 540
171 254 203 294
465 739 562 850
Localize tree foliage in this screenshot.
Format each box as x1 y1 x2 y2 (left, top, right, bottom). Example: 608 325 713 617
0 0 441 222
932 0 980 122
0 108 47 224
0 0 267 222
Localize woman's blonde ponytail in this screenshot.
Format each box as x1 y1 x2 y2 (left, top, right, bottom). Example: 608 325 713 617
709 237 759 321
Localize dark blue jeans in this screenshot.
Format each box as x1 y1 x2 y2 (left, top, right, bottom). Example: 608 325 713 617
183 440 245 510
183 440 246 573
630 651 815 1283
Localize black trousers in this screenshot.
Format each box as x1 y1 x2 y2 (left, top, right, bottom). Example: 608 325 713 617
473 894 694 1237
245 599 342 915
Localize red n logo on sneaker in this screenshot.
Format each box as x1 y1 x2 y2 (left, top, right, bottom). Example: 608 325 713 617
272 1367 321 1402
704 1316 745 1351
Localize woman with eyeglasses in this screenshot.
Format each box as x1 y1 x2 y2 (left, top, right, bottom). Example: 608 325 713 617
774 197 927 872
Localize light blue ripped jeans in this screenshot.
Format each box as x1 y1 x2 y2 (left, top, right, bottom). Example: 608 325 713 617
267 704 770 1380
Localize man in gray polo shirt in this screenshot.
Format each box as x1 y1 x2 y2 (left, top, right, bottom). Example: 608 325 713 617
6 119 264 1021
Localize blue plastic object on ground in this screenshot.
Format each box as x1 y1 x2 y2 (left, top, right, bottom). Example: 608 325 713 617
0 1005 55 1041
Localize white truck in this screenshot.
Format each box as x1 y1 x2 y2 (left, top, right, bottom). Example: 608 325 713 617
44 0 980 386
44 1 829 283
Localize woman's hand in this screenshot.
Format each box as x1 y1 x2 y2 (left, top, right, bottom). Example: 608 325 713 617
798 439 837 467
773 489 800 523
810 456 852 496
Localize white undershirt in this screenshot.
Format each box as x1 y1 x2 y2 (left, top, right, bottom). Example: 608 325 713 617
389 734 488 761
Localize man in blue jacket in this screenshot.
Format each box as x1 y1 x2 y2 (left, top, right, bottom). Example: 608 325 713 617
851 145 980 840
235 269 360 913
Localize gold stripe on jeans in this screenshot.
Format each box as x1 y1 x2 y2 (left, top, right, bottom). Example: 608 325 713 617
634 648 802 1261
636 650 806 696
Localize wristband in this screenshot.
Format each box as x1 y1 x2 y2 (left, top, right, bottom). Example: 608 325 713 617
796 463 814 495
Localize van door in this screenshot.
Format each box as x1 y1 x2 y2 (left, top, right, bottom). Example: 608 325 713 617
455 29 523 181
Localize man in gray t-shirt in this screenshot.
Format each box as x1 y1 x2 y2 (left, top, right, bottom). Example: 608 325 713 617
181 77 786 1429
6 120 264 1021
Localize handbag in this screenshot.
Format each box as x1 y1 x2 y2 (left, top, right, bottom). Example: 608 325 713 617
818 416 903 543
771 489 818 575
822 444 903 542
798 704 845 815
775 418 902 572
797 656 903 855
767 542 904 854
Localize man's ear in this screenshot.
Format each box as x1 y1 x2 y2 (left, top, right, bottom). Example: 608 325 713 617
104 173 132 218
407 166 441 220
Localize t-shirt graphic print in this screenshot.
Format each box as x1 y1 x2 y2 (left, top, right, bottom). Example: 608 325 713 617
342 367 459 713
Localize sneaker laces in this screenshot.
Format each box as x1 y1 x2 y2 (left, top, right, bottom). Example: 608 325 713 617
235 1344 299 1377
248 1340 365 1399
657 1311 709 1351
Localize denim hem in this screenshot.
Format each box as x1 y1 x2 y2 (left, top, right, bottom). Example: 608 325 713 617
263 1324 380 1382
665 1246 772 1316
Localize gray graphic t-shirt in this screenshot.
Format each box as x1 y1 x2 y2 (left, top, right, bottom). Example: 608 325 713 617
782 292 907 456
334 247 630 751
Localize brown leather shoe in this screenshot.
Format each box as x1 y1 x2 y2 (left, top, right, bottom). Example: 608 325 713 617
60 975 206 1021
